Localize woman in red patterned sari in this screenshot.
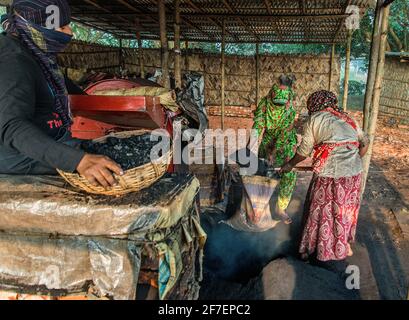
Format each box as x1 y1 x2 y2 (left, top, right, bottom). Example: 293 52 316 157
281 90 369 262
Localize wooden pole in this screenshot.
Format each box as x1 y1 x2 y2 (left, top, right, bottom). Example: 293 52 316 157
158 0 170 88
174 0 182 89
185 40 189 71
362 4 391 191
255 43 260 106
342 30 352 111
328 44 335 91
363 0 383 133
119 38 125 72
137 31 145 78
221 19 226 130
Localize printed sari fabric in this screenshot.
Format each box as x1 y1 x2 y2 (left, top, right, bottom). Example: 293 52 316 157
311 108 360 174
253 84 298 211
299 173 362 261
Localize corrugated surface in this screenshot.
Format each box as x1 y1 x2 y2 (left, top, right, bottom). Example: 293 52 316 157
66 0 373 44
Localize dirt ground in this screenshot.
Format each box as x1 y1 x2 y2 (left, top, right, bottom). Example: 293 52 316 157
200 111 409 300
351 111 409 204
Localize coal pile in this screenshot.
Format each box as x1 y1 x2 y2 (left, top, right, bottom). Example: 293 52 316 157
81 134 167 170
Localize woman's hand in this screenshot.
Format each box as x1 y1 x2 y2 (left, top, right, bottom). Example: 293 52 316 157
280 162 294 174
76 154 124 189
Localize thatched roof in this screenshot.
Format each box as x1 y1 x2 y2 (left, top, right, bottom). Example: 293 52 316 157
0 0 374 44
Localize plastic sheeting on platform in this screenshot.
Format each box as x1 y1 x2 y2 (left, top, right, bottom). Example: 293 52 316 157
176 72 208 135
0 174 204 300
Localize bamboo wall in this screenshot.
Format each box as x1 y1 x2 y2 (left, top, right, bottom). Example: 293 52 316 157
59 41 341 111
59 41 121 74
380 57 409 123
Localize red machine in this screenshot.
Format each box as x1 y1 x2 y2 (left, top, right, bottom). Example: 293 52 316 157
69 79 176 140
69 79 178 172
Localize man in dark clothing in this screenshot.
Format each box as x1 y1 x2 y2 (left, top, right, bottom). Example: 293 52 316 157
0 0 123 189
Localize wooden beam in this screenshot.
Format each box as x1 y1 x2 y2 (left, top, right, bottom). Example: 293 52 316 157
158 0 170 89
72 12 350 20
362 4 391 191
137 31 145 78
333 0 353 43
363 0 383 132
71 17 122 37
328 44 336 91
185 40 189 71
264 0 272 14
342 30 352 111
299 0 306 14
263 0 285 41
115 0 138 12
119 38 124 71
174 0 182 89
221 19 226 130
82 0 146 36
222 0 260 41
256 43 260 106
299 0 307 39
185 0 239 42
182 17 216 42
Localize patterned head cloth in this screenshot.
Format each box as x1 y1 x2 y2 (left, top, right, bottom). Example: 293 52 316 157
12 0 71 29
307 90 340 115
3 0 73 130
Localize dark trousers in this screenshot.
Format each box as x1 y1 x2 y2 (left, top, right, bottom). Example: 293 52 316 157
0 132 83 175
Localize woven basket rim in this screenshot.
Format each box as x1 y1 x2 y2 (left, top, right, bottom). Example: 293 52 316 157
57 130 173 196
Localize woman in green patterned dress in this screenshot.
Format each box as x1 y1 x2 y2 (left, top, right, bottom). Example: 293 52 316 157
252 75 298 224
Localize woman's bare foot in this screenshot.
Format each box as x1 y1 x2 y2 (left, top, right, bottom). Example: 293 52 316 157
347 245 354 257
276 203 292 224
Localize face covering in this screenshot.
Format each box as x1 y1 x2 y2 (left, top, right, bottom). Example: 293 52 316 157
4 14 73 129
30 22 73 54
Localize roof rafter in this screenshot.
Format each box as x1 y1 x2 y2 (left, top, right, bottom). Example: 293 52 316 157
185 0 240 42
68 0 372 44
333 0 353 43
222 0 260 42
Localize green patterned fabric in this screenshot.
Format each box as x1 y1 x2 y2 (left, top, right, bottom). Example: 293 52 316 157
253 84 298 210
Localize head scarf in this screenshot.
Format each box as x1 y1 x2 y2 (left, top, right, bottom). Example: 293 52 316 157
307 90 340 115
3 0 73 130
269 84 295 107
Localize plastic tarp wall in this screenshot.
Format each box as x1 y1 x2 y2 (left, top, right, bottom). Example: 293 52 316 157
0 174 205 300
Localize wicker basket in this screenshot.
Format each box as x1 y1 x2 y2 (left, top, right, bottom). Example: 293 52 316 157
57 130 172 196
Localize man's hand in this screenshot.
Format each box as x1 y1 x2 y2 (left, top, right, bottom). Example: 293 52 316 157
76 154 124 189
280 162 294 175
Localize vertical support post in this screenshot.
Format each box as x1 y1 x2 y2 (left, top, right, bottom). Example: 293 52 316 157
328 44 335 91
185 40 189 72
342 30 352 111
137 31 145 78
363 0 383 133
362 4 391 191
119 38 124 73
174 0 182 89
255 43 260 106
221 19 226 130
158 0 170 88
